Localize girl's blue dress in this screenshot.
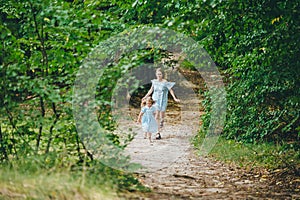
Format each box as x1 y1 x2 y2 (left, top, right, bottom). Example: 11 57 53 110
141 105 158 133
151 80 175 112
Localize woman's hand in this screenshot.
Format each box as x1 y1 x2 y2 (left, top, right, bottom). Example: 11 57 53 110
174 98 181 103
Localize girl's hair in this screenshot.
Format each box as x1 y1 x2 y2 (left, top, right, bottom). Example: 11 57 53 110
141 97 155 107
141 99 147 107
146 97 155 105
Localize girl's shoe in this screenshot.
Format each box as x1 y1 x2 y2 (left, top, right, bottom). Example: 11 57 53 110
155 132 161 140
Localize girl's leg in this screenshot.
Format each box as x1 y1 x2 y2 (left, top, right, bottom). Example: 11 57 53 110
144 132 147 139
148 132 153 144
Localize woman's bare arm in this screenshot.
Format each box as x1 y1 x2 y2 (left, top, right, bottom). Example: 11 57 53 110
142 85 154 100
169 88 180 102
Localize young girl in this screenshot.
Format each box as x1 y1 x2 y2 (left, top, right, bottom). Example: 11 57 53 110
137 97 158 144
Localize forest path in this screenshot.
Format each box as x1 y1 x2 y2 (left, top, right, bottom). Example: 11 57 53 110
116 70 299 199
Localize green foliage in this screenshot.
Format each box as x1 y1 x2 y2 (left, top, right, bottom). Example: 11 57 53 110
195 1 300 146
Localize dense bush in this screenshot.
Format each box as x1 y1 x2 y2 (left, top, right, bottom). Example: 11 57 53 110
0 0 139 191
199 1 300 145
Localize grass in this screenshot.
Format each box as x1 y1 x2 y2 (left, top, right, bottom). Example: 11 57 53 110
0 164 118 200
0 153 148 200
193 132 300 171
0 173 116 200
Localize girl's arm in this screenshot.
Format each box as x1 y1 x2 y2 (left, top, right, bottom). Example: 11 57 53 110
169 88 180 102
142 85 154 100
137 111 144 123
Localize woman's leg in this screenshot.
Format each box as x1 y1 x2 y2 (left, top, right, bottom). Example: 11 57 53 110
155 111 162 139
155 110 160 123
160 111 165 129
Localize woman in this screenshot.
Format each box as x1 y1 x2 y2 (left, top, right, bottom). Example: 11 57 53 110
142 68 180 139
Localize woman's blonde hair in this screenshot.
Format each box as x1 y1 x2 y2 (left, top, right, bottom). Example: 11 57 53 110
155 67 168 79
156 67 163 75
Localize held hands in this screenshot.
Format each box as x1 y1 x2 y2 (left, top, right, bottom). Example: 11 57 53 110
142 96 147 101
